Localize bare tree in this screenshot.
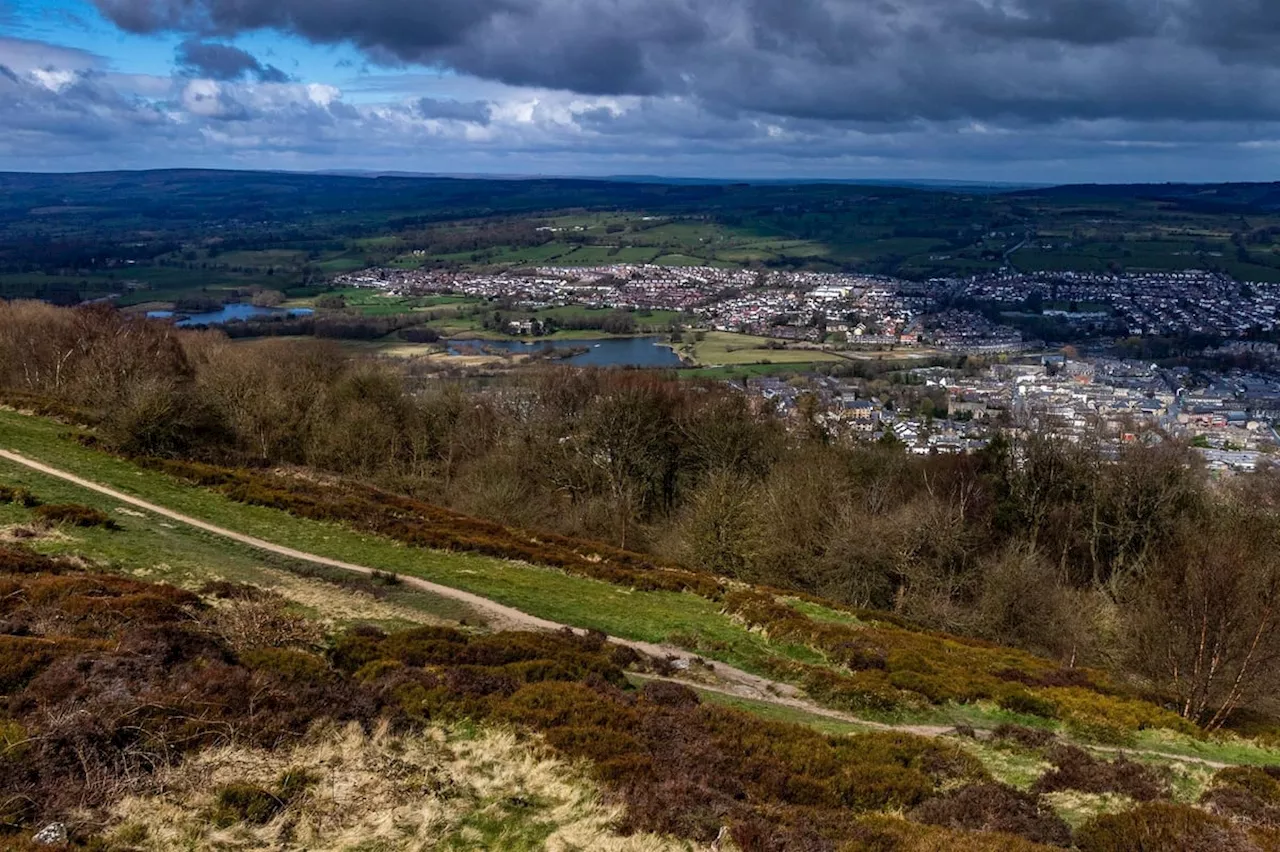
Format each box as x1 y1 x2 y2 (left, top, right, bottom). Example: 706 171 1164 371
1126 505 1280 729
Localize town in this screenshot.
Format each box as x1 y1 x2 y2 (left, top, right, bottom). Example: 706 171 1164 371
339 262 1280 471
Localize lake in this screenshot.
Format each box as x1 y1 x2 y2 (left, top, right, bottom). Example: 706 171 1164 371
147 304 314 326
447 336 684 368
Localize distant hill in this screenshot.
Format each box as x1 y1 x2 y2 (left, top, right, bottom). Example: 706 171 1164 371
1013 181 1280 212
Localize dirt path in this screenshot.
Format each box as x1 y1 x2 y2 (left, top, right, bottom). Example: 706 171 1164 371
0 447 938 732
0 448 1239 765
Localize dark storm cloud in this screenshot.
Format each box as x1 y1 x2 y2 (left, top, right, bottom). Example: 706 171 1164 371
176 39 290 82
88 0 1280 126
415 96 491 124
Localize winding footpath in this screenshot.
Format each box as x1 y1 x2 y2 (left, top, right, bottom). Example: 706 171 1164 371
0 448 917 730
0 447 1237 766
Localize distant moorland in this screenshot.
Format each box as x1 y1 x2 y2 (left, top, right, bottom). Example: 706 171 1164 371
8 170 1280 307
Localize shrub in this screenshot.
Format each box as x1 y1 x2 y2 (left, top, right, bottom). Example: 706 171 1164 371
992 724 1056 749
1032 745 1168 801
31 503 118 530
724 589 1187 737
210 783 283 827
641 679 701 707
1041 687 1197 738
996 687 1060 719
240 648 336 685
0 635 95 692
0 547 63 576
0 486 39 508
1200 766 1280 828
209 598 323 651
198 580 272 601
1076 802 1256 852
846 814 1068 851
1064 715 1139 747
910 782 1072 846
1210 766 1280 804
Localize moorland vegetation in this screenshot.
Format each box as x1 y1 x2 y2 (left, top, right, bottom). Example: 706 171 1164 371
6 543 1280 850
4 301 1280 739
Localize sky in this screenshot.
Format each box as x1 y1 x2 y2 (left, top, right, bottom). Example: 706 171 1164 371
2 0 1280 182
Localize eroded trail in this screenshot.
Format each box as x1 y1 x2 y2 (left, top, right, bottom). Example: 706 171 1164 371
0 448 1236 764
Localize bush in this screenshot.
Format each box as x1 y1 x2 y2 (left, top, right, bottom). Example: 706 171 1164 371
641 679 701 707
1210 766 1280 804
0 486 39 508
1032 745 1168 801
198 580 272 601
1200 766 1280 827
1076 802 1256 852
1041 687 1199 738
910 782 1072 846
31 503 118 530
992 724 1056 749
0 547 63 575
996 687 1060 719
210 783 283 827
846 814 1072 851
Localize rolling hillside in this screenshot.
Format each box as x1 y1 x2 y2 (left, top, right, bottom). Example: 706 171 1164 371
5 404 1280 849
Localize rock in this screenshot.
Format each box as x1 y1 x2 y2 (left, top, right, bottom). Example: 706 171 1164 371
32 823 68 845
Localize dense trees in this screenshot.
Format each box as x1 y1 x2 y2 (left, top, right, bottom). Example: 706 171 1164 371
6 301 1280 725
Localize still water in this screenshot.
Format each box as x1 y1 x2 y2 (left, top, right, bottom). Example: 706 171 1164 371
147 304 314 326
447 336 683 368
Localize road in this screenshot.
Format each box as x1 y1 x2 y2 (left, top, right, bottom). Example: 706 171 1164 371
0 447 1238 765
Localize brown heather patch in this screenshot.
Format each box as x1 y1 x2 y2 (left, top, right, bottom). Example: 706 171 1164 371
0 546 1027 851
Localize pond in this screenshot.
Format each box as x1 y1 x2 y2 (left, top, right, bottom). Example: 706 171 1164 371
447 336 684 368
146 304 314 326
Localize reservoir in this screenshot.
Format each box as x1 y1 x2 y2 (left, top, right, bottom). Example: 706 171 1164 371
147 304 314 326
447 336 683 368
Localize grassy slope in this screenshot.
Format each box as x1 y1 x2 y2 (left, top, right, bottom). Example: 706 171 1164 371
6 408 1280 774
0 408 827 682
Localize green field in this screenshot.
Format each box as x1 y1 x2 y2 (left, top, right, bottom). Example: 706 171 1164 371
680 331 845 366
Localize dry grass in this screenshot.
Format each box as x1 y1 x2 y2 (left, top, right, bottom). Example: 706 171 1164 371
0 523 68 544
1040 791 1135 830
105 722 704 852
229 567 456 629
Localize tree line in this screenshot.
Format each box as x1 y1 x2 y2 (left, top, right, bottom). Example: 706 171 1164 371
2 299 1280 729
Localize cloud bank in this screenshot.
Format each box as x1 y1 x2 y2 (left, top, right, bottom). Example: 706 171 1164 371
3 1 1280 179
